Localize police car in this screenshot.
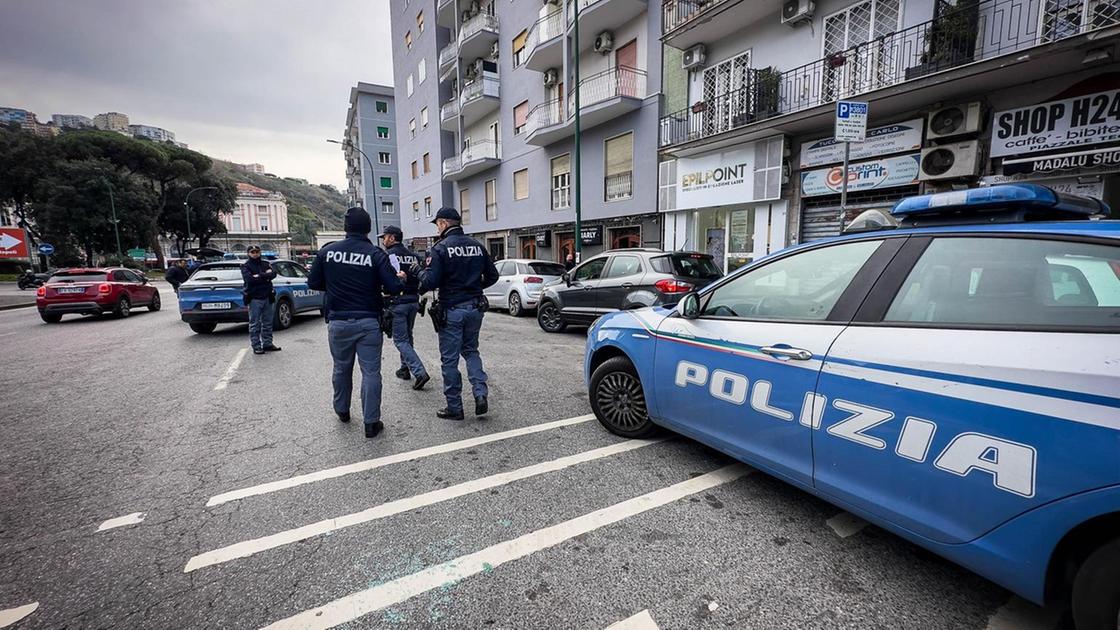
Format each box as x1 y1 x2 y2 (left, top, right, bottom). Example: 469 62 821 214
584 185 1119 629
178 260 324 334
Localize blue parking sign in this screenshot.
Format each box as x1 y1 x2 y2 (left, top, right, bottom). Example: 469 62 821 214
835 101 869 141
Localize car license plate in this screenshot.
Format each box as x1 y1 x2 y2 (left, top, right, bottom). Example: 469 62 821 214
58 287 85 294
201 302 232 310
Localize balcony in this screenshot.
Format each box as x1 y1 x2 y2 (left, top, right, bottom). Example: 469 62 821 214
661 0 783 50
436 0 456 29
524 10 565 72
526 66 647 146
568 0 647 51
438 41 459 81
442 140 502 181
459 12 499 61
440 98 460 131
460 75 501 126
659 0 1120 153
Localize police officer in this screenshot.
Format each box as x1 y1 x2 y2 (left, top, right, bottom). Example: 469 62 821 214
241 245 280 355
379 225 430 391
418 207 499 421
308 207 403 438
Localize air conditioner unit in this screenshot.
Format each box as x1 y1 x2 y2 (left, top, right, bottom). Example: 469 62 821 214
927 102 982 139
594 31 615 54
682 44 707 71
543 68 559 87
781 0 815 25
464 65 478 82
490 41 500 58
919 140 981 181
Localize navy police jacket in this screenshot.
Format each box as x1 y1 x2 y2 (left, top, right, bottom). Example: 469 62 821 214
308 233 403 321
418 226 499 306
240 258 275 300
386 242 422 301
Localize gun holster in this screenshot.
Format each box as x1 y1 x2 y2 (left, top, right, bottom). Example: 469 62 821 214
418 296 428 318
430 299 446 333
380 308 394 338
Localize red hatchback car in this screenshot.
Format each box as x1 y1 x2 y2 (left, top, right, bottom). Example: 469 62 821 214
36 267 161 323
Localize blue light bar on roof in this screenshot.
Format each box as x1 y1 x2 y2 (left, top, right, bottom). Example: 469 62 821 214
891 184 1106 218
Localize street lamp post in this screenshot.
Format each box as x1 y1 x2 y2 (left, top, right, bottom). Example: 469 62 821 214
328 139 381 236
183 186 219 257
102 178 123 259
572 0 583 264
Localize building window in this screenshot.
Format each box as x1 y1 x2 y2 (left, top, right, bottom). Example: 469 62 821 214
460 188 471 225
380 176 393 189
423 153 431 174
417 10 424 33
413 201 420 221
604 132 634 201
411 161 418 179
376 100 389 113
485 179 497 221
512 30 528 67
409 119 416 138
378 151 391 164
407 74 414 97
418 59 427 83
382 201 394 214
260 215 270 231
421 107 429 128
377 126 390 139
551 154 571 209
424 196 433 217
513 100 529 135
405 31 412 50
514 168 529 200
231 212 242 231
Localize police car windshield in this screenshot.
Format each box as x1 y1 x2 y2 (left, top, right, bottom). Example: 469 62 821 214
189 269 243 282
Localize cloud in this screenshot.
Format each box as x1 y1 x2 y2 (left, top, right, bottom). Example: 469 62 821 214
0 0 394 188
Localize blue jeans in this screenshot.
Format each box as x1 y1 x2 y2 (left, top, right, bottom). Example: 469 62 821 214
391 301 427 378
327 317 384 425
437 303 488 413
248 298 274 350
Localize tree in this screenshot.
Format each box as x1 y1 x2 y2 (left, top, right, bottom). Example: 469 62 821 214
158 176 236 256
0 126 58 243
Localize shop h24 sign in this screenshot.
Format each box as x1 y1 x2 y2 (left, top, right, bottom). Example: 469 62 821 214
992 89 1120 158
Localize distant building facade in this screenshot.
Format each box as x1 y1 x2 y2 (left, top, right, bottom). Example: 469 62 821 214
52 114 93 129
235 163 266 174
1 107 58 137
211 183 292 258
342 82 401 232
130 124 176 143
93 112 130 133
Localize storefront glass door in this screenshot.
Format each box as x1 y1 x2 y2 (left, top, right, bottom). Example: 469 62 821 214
694 209 726 271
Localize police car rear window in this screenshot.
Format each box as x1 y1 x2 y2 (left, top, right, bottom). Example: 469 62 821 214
188 269 243 282
885 237 1120 330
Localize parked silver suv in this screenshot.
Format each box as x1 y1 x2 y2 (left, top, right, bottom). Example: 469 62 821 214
536 249 723 333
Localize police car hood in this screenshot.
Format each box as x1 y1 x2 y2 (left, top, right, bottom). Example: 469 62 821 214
596 304 675 331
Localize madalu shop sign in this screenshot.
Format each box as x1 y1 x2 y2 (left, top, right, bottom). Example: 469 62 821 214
991 88 1120 158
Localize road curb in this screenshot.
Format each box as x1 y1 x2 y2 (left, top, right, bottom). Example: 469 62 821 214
0 302 36 311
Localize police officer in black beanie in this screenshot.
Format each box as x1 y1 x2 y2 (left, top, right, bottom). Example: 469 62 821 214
308 207 403 438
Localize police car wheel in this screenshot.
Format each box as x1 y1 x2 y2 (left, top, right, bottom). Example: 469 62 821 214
508 293 522 317
590 357 658 439
189 322 217 334
274 299 293 330
1072 538 1120 630
537 301 565 333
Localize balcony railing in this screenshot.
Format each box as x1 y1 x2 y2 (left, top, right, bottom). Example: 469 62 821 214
605 171 634 201
662 0 739 34
461 12 499 41
527 10 564 56
438 41 459 68
572 66 647 106
567 0 605 22
442 139 501 175
461 75 500 105
660 0 1120 148
526 97 566 135
440 98 460 123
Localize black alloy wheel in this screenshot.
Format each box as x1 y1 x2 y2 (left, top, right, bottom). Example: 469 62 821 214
589 356 658 438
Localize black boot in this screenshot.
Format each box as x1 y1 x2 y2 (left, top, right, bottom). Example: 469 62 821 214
395 367 411 380
365 421 384 438
263 345 282 352
474 396 488 416
437 407 465 421
337 411 351 423
412 374 430 391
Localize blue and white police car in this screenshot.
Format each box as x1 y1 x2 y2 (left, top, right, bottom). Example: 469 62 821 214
584 185 1120 629
178 260 324 334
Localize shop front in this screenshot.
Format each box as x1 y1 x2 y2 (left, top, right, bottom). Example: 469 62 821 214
512 214 661 264
662 136 788 273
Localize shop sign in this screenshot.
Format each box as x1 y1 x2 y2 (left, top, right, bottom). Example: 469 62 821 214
675 137 783 210
991 88 1120 158
1002 146 1120 176
980 175 1105 199
580 225 603 247
534 230 552 247
800 119 923 168
800 154 920 198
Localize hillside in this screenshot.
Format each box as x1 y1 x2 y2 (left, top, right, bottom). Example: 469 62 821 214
210 160 349 245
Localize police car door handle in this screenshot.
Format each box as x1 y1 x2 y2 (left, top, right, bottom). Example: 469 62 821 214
761 346 813 361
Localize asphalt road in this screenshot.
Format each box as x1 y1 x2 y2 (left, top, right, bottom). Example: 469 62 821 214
0 289 1067 629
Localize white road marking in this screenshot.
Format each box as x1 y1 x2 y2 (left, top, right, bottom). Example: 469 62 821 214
96 512 146 532
261 464 752 630
0 602 39 628
0 331 19 338
826 512 869 538
206 414 596 507
984 596 1062 630
213 348 249 391
187 438 662 572
606 609 661 630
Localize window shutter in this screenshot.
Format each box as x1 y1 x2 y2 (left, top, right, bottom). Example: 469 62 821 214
551 154 570 177
514 169 529 200
513 30 528 54
514 101 529 128
605 133 634 176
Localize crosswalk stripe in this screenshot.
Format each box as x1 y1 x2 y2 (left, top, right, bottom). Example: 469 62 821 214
260 464 752 630
0 603 38 628
206 414 595 507
186 438 664 572
606 610 661 630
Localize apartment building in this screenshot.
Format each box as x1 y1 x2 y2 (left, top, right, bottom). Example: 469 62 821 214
93 112 130 133
129 124 176 143
342 83 402 232
391 0 663 260
52 114 93 129
657 0 1119 272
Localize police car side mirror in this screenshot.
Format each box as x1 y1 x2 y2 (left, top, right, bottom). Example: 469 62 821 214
562 272 571 287
678 291 701 319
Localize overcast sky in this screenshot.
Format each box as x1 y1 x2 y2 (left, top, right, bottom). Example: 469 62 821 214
0 0 393 189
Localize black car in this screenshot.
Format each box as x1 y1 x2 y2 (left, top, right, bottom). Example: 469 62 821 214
536 249 723 333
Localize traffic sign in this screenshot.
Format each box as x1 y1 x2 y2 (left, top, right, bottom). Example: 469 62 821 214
835 100 869 142
0 228 29 260
38 243 55 256
127 248 147 260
